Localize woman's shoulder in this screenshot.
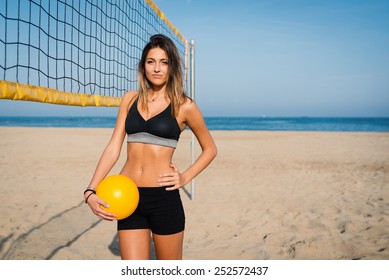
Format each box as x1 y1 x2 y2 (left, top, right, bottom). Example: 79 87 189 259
180 96 198 111
121 90 138 106
122 90 138 101
178 96 203 121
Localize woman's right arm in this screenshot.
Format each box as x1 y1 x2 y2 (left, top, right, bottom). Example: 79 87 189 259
84 91 136 220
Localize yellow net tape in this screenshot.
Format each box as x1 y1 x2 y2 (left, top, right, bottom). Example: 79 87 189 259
145 0 187 45
0 80 121 107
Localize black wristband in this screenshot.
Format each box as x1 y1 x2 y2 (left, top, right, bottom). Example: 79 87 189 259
85 192 95 204
83 188 96 195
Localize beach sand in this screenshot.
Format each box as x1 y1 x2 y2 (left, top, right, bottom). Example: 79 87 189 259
0 127 388 260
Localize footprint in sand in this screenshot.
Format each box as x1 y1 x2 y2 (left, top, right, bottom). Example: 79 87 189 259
338 221 348 234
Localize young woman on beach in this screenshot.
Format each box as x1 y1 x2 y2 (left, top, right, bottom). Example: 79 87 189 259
83 34 217 260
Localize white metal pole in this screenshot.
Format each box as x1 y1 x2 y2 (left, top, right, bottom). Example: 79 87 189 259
190 39 195 200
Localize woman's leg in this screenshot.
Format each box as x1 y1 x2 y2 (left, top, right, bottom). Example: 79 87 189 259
118 229 151 260
153 230 184 260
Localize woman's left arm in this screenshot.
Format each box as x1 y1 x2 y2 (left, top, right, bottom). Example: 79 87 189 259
160 100 217 190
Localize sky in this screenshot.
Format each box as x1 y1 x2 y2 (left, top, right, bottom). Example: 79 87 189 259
1 0 388 117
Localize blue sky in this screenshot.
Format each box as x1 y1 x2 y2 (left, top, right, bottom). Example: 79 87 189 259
1 0 388 117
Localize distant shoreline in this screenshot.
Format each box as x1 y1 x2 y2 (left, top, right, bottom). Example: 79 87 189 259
0 116 389 132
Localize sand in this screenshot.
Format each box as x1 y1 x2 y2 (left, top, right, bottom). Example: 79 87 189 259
0 127 388 260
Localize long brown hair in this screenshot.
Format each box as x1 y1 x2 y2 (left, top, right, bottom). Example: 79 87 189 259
138 34 187 117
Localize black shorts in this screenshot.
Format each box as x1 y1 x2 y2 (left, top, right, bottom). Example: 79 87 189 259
117 187 185 235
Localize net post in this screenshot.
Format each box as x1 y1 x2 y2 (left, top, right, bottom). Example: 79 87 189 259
189 39 195 200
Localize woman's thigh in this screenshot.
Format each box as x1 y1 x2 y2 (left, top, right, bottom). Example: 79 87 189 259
118 229 151 260
153 230 184 260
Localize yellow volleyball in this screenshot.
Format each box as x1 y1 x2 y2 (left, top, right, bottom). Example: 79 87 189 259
96 174 139 220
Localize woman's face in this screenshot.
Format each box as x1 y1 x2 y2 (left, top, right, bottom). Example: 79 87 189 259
145 47 169 88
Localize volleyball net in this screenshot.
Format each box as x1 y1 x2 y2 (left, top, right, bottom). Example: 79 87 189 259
0 0 197 199
0 0 193 107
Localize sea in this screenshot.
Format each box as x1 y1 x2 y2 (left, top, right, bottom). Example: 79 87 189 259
0 116 389 132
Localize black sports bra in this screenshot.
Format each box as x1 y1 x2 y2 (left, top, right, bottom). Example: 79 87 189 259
125 98 181 148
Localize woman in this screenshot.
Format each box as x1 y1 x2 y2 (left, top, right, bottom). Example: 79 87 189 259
84 34 217 260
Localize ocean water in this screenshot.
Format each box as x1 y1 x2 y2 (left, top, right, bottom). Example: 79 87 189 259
0 116 389 132
204 117 389 132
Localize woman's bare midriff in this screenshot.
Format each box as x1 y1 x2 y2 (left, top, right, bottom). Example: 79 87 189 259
120 142 175 187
